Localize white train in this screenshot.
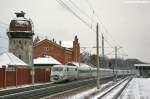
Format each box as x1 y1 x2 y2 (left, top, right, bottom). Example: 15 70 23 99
50 64 133 82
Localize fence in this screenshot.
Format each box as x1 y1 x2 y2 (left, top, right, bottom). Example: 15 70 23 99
0 67 51 88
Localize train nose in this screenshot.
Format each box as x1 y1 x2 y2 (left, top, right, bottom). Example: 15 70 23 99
53 75 59 80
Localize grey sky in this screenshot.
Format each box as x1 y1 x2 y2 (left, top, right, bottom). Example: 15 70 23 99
0 0 150 62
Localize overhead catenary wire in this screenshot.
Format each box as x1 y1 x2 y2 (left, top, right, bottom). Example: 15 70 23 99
56 0 128 58
57 0 112 53
68 0 96 30
56 0 95 32
86 0 128 57
85 0 121 47
68 0 91 20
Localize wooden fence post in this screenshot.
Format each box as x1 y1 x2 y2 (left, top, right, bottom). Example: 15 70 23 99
15 67 18 87
4 67 6 88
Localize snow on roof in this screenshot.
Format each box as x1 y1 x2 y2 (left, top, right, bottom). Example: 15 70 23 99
67 61 91 67
134 64 150 67
13 17 27 21
0 52 27 67
34 56 61 65
61 41 73 48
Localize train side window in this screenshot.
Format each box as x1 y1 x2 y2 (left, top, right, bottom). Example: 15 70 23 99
75 68 77 71
66 68 69 71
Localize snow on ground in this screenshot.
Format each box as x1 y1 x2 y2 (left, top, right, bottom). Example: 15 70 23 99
0 82 53 91
101 80 129 99
119 78 150 99
91 78 128 99
63 81 114 99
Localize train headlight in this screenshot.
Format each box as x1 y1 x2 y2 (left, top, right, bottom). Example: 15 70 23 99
53 75 59 80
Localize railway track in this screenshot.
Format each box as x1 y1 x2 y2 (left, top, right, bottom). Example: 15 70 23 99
96 77 132 99
0 82 55 96
45 77 114 99
0 76 130 99
0 78 96 99
0 77 116 99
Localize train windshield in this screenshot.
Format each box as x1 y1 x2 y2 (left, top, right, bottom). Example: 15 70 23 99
52 67 63 71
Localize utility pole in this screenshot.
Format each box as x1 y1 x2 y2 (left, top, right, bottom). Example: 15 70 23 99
32 36 35 86
96 23 100 89
115 46 118 81
102 34 104 67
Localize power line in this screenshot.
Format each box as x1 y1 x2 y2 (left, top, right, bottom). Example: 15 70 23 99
69 0 91 20
56 0 123 57
56 0 95 32
68 0 96 30
85 0 121 47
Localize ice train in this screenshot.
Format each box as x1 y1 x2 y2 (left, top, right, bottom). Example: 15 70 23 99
50 64 134 82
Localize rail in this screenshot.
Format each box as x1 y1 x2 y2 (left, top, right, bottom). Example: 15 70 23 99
97 77 132 99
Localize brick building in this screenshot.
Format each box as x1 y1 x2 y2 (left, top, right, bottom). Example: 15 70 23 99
33 36 80 64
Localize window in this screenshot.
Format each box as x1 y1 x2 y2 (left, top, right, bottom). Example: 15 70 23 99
43 47 49 51
52 67 63 71
66 67 77 71
18 55 22 59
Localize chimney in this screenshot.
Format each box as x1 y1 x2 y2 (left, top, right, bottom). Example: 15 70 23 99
59 40 62 45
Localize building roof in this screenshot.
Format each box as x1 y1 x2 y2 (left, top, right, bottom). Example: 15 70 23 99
59 41 73 48
66 61 91 67
0 52 27 67
9 12 32 32
134 64 150 67
34 56 61 65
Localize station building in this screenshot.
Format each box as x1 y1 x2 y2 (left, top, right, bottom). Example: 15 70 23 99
33 36 80 64
134 64 150 77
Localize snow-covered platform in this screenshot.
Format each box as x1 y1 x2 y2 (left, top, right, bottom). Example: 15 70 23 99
119 78 150 99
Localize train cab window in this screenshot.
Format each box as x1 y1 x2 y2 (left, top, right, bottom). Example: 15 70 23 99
75 68 77 71
52 67 63 71
66 68 69 71
66 67 77 72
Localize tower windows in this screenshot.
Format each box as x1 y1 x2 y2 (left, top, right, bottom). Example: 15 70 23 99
19 40 21 44
18 55 22 59
13 40 15 44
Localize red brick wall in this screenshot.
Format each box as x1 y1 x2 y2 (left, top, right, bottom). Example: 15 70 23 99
0 67 50 88
17 68 31 85
35 69 45 83
45 69 50 81
6 70 16 87
0 68 5 88
33 39 72 64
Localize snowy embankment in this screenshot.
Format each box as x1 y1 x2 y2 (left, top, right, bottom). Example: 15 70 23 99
91 78 129 99
64 78 128 99
66 81 114 99
119 78 150 99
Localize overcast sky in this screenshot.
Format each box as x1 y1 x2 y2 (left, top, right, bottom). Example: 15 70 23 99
0 0 150 62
